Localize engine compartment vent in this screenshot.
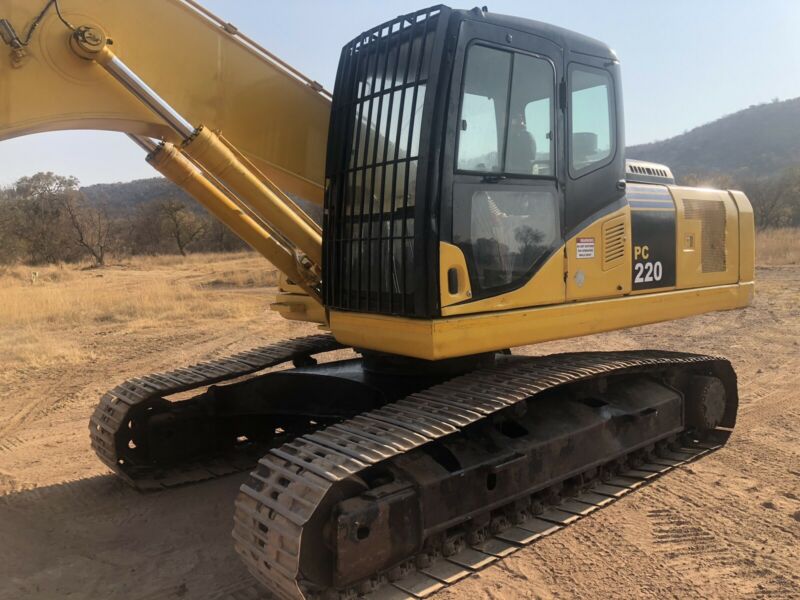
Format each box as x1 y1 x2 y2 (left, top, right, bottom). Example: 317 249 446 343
626 159 675 185
602 215 627 270
683 199 727 273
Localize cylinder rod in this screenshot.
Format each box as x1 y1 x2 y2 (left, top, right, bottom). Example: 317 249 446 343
127 134 158 153
102 53 194 139
78 39 323 268
181 126 323 265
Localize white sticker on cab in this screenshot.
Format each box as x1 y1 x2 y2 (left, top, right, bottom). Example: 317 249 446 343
576 237 595 259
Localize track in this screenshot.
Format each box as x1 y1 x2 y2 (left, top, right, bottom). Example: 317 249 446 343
232 350 736 599
88 334 346 490
85 338 737 599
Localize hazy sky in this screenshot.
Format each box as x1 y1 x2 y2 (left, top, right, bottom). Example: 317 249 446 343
1 0 798 186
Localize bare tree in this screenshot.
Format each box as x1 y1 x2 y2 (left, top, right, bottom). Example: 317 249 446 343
157 197 206 256
123 201 167 256
62 193 115 266
1 173 254 264
204 218 248 253
740 166 800 229
0 186 21 264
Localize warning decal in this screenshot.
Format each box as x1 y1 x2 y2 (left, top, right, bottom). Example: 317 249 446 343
576 237 595 259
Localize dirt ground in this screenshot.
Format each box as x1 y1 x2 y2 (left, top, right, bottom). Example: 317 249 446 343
0 258 798 600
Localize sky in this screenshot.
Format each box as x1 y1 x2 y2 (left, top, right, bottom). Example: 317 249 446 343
1 0 798 186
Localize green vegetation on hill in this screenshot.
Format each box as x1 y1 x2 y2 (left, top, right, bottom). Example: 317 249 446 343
627 97 800 181
0 173 324 266
81 177 189 215
0 173 247 265
628 97 800 227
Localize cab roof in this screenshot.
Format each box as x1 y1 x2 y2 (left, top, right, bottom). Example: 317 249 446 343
453 6 618 60
344 5 617 63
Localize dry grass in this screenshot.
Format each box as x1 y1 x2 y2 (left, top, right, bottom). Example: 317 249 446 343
0 327 87 369
0 252 277 369
0 253 277 326
756 228 800 266
0 277 234 326
118 252 254 268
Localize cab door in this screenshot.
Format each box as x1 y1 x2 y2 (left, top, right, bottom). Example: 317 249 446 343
439 19 566 314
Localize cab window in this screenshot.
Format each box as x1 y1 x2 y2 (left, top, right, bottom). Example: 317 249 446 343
453 187 559 290
506 54 555 176
457 45 555 176
569 64 615 176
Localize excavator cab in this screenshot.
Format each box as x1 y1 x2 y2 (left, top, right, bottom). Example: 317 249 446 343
324 6 625 318
325 6 751 361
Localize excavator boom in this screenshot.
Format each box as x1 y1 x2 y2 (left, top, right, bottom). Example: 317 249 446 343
1 0 332 317
0 0 329 203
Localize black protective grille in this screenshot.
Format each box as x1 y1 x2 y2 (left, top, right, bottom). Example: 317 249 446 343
324 7 443 316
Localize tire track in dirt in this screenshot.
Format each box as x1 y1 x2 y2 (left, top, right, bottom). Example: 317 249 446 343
0 436 25 454
0 333 189 439
0 323 283 448
645 499 800 599
646 506 797 599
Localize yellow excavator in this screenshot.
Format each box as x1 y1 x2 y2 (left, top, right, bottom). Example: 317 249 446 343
0 1 754 598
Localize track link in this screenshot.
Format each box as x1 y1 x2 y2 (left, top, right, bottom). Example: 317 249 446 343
233 350 736 599
88 334 346 490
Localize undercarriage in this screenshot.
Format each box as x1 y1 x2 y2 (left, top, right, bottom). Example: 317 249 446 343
89 334 737 599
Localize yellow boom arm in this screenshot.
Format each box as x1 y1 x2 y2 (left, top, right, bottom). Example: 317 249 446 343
0 0 331 321
0 0 329 203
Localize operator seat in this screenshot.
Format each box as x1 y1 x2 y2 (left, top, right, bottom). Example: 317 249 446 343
506 122 537 174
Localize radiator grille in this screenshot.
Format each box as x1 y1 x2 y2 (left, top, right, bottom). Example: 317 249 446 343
683 199 727 273
324 7 441 316
602 215 626 270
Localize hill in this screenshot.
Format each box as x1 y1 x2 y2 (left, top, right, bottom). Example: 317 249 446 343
627 97 800 182
82 177 193 216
